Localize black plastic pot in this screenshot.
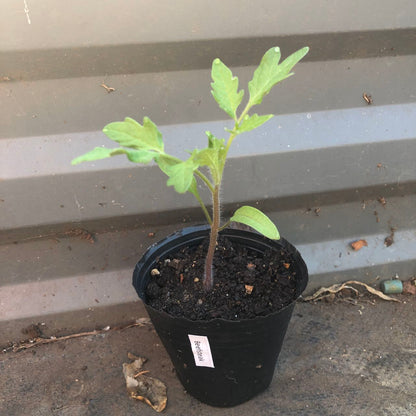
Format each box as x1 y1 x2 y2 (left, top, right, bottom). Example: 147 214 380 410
132 225 308 407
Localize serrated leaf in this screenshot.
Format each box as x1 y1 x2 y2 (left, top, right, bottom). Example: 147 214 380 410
230 206 280 240
194 147 221 183
155 153 181 176
71 147 155 165
236 113 273 134
211 58 244 120
248 46 309 106
102 117 164 152
164 157 199 193
157 154 203 197
194 148 219 170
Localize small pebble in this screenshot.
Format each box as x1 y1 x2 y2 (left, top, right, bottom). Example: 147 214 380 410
246 263 256 271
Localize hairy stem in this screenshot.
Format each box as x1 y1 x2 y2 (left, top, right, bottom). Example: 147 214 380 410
203 184 220 290
202 105 251 290
225 102 252 155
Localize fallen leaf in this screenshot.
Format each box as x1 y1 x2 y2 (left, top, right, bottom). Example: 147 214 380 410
351 240 368 251
123 353 167 412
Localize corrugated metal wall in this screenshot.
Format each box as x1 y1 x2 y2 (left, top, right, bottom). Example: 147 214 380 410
1 0 416 343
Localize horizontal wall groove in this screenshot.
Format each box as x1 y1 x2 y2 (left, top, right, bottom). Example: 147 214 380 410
1 29 415 82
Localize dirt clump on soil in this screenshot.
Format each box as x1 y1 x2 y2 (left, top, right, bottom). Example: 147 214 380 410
145 235 298 321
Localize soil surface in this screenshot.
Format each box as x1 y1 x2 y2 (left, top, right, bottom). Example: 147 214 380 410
145 235 298 320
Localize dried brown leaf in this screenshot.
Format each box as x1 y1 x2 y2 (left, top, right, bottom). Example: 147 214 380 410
123 354 167 412
303 280 400 303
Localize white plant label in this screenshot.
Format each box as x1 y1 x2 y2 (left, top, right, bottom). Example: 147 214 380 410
188 334 215 368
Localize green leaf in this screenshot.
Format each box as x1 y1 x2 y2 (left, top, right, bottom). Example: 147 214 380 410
278 46 310 79
121 149 156 163
193 147 219 170
102 117 164 152
71 147 155 165
71 147 114 165
157 154 205 199
236 113 273 134
187 176 200 198
248 46 309 106
194 147 221 183
211 58 244 120
193 132 227 183
230 206 280 240
155 153 180 176
162 156 199 193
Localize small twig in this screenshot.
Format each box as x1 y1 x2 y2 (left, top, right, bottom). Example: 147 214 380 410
363 92 373 105
134 370 150 377
101 83 115 93
9 320 151 353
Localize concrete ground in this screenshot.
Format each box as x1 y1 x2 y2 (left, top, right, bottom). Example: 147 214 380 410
1 297 415 416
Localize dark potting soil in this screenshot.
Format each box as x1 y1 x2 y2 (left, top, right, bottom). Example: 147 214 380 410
145 235 298 321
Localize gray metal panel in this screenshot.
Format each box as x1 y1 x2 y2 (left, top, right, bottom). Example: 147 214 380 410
1 0 415 344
